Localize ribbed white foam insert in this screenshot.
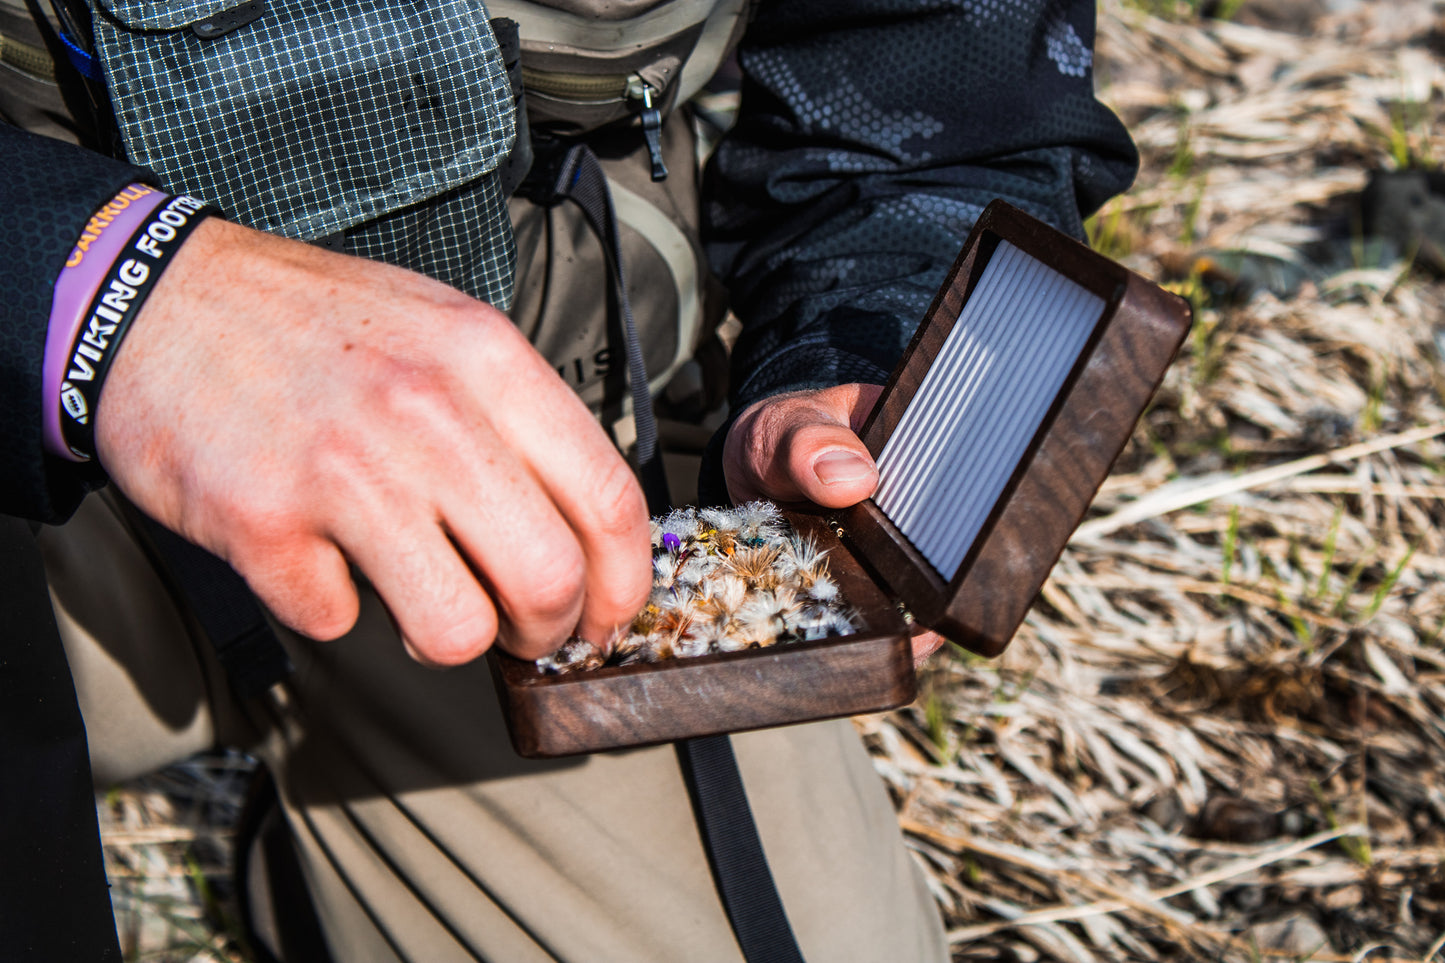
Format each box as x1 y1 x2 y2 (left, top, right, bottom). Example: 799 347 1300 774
873 240 1105 579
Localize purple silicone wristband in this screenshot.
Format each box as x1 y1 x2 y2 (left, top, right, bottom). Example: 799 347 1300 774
44 184 168 460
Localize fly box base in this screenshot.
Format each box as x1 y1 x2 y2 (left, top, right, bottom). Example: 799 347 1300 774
490 200 1191 759
488 513 915 759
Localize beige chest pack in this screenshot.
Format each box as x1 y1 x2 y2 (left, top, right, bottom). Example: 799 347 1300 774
503 0 750 436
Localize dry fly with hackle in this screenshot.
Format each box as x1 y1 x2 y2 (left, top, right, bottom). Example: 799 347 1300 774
536 501 860 673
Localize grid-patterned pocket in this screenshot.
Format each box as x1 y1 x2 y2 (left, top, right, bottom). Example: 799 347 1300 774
93 0 516 248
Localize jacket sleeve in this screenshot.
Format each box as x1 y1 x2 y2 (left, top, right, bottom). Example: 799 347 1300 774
0 122 156 522
702 0 1139 416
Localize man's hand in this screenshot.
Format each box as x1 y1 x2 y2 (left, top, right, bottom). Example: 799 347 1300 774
722 384 947 666
95 218 653 666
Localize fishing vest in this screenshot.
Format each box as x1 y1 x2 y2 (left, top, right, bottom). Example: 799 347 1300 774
6 0 748 419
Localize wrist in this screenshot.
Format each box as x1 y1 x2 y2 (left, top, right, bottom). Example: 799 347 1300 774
44 183 166 460
45 190 219 463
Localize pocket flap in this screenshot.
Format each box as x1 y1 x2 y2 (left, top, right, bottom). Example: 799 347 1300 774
93 1 516 241
98 0 243 31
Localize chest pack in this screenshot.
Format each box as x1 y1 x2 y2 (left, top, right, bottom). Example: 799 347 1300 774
502 0 748 420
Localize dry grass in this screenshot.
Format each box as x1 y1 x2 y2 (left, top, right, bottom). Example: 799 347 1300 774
96 1 1445 959
98 754 251 961
865 1 1445 959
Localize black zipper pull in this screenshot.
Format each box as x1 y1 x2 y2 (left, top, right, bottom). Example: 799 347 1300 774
629 78 668 181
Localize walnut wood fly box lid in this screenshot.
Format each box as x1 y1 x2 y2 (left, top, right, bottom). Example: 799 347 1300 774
489 199 1192 758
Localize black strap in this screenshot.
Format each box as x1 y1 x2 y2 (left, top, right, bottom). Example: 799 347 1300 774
0 517 123 961
677 735 808 963
235 765 336 963
131 512 294 699
549 143 671 516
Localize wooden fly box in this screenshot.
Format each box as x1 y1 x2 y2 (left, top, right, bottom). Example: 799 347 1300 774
490 200 1192 757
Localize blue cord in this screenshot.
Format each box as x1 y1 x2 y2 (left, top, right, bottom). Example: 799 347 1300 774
54 26 103 83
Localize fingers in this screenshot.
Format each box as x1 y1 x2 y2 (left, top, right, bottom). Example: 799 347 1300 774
560 457 653 649
316 389 635 663
361 474 646 666
345 523 501 666
437 451 597 662
477 347 653 652
335 342 649 663
234 533 360 642
910 628 948 668
724 383 885 508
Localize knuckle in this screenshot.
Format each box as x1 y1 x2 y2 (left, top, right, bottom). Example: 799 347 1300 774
587 457 650 541
304 433 384 505
587 572 650 632
724 394 807 492
291 595 359 642
404 568 500 666
216 491 302 555
416 613 498 666
516 547 587 625
600 577 652 631
373 364 459 426
446 304 536 370
234 548 359 642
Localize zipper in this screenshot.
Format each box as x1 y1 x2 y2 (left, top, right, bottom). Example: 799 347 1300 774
521 67 669 182
520 66 629 102
627 76 669 182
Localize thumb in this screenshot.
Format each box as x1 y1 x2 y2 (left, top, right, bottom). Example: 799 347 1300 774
786 426 878 508
723 384 883 508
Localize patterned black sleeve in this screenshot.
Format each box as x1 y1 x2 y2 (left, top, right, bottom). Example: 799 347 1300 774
0 123 155 522
703 0 1139 414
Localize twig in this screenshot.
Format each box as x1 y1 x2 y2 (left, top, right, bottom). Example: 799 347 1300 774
1274 479 1445 500
1048 573 1352 630
100 827 225 846
904 818 1229 951
1073 423 1445 541
944 825 1363 943
1225 949 1417 963
1353 945 1396 963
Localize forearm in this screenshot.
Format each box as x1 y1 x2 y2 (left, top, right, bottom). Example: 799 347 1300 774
0 122 156 521
704 0 1139 413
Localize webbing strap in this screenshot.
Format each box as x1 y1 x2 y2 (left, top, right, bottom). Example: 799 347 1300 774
677 736 809 963
550 143 671 516
551 143 806 962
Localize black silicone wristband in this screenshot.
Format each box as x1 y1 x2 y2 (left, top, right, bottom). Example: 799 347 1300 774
58 195 218 462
